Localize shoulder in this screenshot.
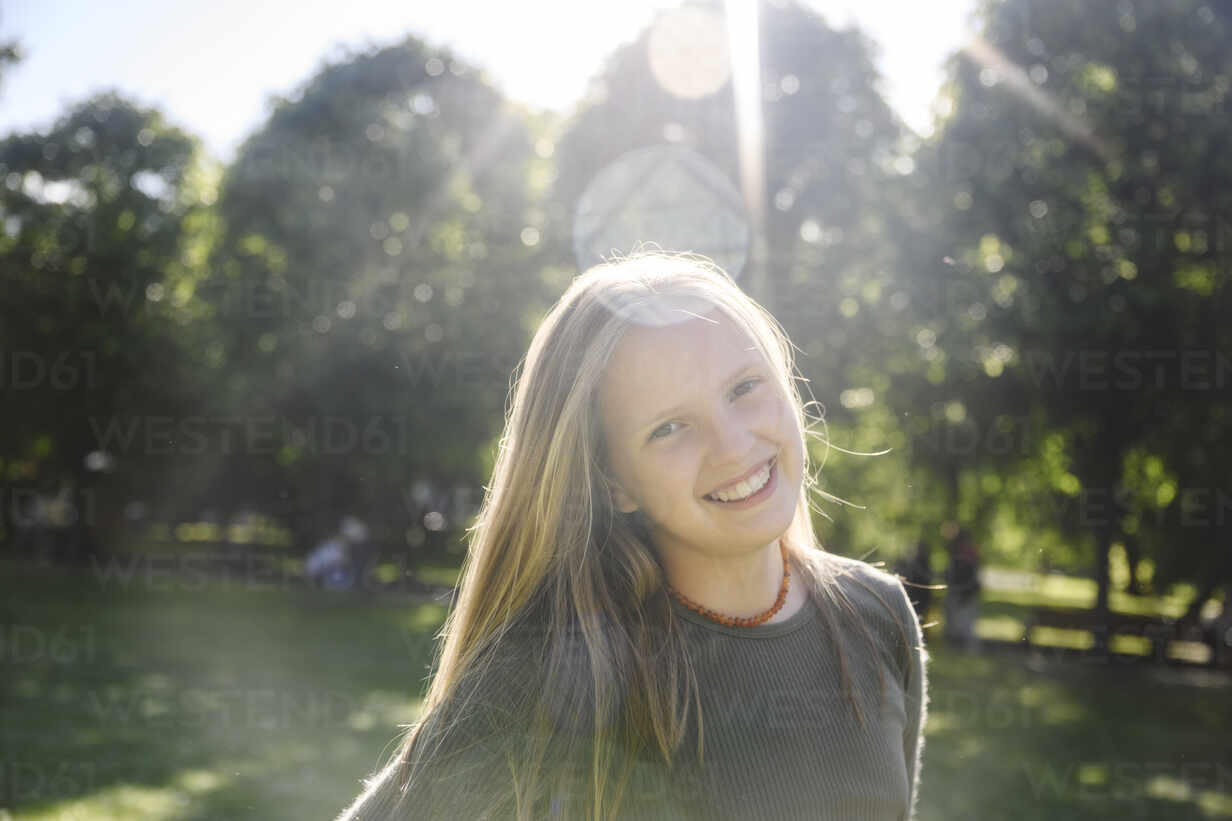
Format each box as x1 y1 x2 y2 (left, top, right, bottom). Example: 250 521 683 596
811 551 922 671
818 551 912 615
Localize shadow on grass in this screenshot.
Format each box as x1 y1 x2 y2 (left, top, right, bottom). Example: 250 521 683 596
1 559 443 820
919 618 1232 820
3 562 1230 820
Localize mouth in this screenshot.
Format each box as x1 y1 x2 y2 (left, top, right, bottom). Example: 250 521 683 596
703 456 777 506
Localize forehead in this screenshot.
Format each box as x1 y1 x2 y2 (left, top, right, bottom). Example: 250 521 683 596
598 308 764 416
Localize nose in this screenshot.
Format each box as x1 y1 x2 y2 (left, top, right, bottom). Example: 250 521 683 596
704 403 757 466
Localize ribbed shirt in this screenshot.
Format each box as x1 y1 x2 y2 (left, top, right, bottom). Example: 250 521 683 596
336 553 929 821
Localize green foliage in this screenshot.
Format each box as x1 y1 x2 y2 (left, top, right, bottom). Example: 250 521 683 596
200 36 551 548
2 0 1228 604
897 0 1232 602
0 91 216 546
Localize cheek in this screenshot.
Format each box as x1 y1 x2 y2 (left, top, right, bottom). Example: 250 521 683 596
767 392 805 477
761 387 797 437
635 450 703 515
645 450 697 492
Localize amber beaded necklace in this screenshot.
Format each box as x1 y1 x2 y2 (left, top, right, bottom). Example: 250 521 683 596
666 539 790 627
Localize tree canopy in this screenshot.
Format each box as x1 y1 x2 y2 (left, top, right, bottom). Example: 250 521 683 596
1 0 1228 613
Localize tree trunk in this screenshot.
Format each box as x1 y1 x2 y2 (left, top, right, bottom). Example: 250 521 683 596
1093 525 1113 655
1123 535 1145 596
0 481 12 551
946 461 960 525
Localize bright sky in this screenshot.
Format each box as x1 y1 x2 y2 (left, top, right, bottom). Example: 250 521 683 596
0 0 978 166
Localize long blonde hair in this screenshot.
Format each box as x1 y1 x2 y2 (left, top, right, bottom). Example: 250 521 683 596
376 250 905 820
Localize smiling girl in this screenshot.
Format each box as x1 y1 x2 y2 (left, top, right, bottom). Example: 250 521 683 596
335 251 929 821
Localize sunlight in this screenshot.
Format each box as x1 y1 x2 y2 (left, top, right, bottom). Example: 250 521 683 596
961 35 1110 160
725 0 770 306
647 5 730 99
807 0 977 136
17 768 230 821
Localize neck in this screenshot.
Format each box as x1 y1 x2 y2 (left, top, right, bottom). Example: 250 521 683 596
660 536 787 619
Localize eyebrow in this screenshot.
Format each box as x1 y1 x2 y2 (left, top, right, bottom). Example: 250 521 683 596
635 358 762 436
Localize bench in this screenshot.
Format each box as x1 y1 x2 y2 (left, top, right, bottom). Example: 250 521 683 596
1021 607 1181 662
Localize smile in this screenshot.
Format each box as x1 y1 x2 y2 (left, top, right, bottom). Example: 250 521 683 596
704 456 777 504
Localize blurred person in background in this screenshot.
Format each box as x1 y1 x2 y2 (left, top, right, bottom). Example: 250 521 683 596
306 515 369 591
943 527 982 651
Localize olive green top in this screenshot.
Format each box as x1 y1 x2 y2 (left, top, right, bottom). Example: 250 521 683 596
335 553 929 820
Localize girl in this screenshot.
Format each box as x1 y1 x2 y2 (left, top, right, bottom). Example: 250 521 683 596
335 251 929 821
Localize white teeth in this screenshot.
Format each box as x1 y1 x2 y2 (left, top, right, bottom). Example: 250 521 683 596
709 460 772 502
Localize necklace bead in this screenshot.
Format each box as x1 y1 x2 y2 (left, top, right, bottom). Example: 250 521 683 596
666 539 791 627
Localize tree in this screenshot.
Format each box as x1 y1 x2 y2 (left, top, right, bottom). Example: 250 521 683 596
917 0 1232 620
206 36 549 553
549 0 928 552
0 91 216 556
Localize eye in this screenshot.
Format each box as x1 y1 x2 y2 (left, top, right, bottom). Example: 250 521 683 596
649 421 681 441
646 378 764 443
733 378 763 397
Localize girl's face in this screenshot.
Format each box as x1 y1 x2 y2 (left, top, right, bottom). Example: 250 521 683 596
597 307 805 561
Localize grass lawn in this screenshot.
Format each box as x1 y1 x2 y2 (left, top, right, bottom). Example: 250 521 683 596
2 558 1229 820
